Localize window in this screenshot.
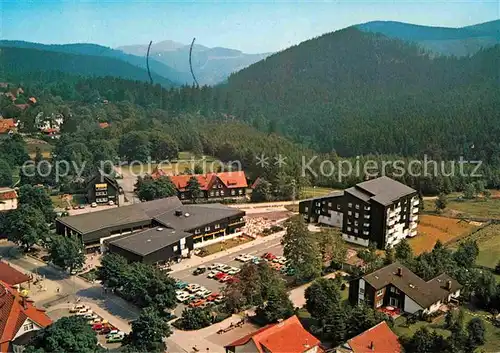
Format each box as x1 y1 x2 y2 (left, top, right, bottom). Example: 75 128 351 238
348 203 352 208
364 222 370 227
210 191 214 197
322 201 326 204
215 224 220 229
194 229 201 234
348 211 352 216
305 207 309 212
354 228 358 234
173 245 178 252
180 193 185 199
390 287 400 294
215 191 220 196
364 206 371 211
389 297 399 307
231 189 236 195
347 219 352 225
355 204 360 209
23 323 34 332
328 202 332 207
364 215 370 219
354 221 358 226
376 289 384 297
376 300 383 308
205 226 210 232
347 226 352 232
337 205 341 210
363 230 369 236
359 287 365 295
355 212 359 218
220 190 224 196
239 189 243 195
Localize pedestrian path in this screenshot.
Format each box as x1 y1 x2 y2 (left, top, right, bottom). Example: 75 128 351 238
169 231 285 273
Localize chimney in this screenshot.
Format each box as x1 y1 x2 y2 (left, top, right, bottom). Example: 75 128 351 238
369 341 374 350
397 267 403 276
446 280 452 291
175 210 183 217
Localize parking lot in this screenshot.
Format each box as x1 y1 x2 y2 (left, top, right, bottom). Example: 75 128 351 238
171 242 284 316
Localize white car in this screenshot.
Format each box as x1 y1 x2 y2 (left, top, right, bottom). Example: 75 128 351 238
208 263 224 270
235 254 252 262
176 293 191 302
195 289 212 299
175 290 186 296
186 284 202 293
220 265 233 273
207 270 220 278
227 267 241 275
91 202 97 208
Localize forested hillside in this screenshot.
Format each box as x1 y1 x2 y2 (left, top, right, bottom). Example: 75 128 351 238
219 28 500 161
357 20 500 56
0 46 177 87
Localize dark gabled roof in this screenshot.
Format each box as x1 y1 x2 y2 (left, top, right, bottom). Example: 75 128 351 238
0 262 30 286
345 187 371 202
153 204 244 231
355 176 416 206
363 262 462 309
56 197 182 235
108 227 191 256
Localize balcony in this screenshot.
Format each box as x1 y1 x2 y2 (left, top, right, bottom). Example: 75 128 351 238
413 199 419 206
412 207 419 214
387 227 395 234
387 219 396 226
411 222 418 229
411 215 419 222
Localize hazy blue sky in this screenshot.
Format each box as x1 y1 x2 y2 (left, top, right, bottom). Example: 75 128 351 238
2 0 499 53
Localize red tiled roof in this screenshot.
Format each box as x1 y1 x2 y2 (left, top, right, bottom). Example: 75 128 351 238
347 321 401 353
251 177 262 189
0 262 30 286
225 316 320 353
0 119 16 129
0 189 17 201
0 281 52 350
28 97 37 104
99 122 110 129
165 171 248 191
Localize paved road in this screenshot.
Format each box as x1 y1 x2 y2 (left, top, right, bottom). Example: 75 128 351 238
0 242 139 330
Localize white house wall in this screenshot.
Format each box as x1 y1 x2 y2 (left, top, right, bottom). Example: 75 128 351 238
403 295 424 314
12 318 42 340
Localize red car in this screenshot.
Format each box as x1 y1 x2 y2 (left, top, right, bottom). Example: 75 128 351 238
219 275 232 283
214 272 227 280
100 326 116 335
92 323 103 331
262 252 276 261
207 293 220 302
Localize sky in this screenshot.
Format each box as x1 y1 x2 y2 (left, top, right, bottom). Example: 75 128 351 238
1 0 499 53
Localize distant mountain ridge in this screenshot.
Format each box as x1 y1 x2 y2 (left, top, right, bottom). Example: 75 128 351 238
116 41 272 85
0 46 177 87
357 19 500 56
0 40 189 85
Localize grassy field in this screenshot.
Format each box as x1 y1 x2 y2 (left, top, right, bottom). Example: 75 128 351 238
448 223 500 270
300 186 337 199
423 191 500 219
409 214 479 254
50 194 86 208
196 235 254 257
393 308 500 352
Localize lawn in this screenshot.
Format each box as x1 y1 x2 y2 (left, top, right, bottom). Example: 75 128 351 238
300 186 337 199
409 215 479 254
25 138 53 159
423 192 500 220
449 223 500 270
393 309 500 352
50 194 86 208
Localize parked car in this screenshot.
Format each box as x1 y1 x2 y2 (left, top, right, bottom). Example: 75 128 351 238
70 304 87 313
208 263 222 270
189 299 206 308
88 318 102 325
195 289 212 299
92 323 104 331
91 202 97 208
79 204 85 209
214 272 227 281
252 257 263 264
219 275 233 283
83 312 97 320
108 200 115 206
107 335 124 343
105 330 120 339
193 266 207 276
186 284 202 293
176 292 191 303
76 308 90 316
206 293 220 302
175 280 188 289
235 254 253 262
100 326 116 335
220 265 233 273
262 252 276 261
227 267 241 275
72 205 79 210
207 270 220 278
